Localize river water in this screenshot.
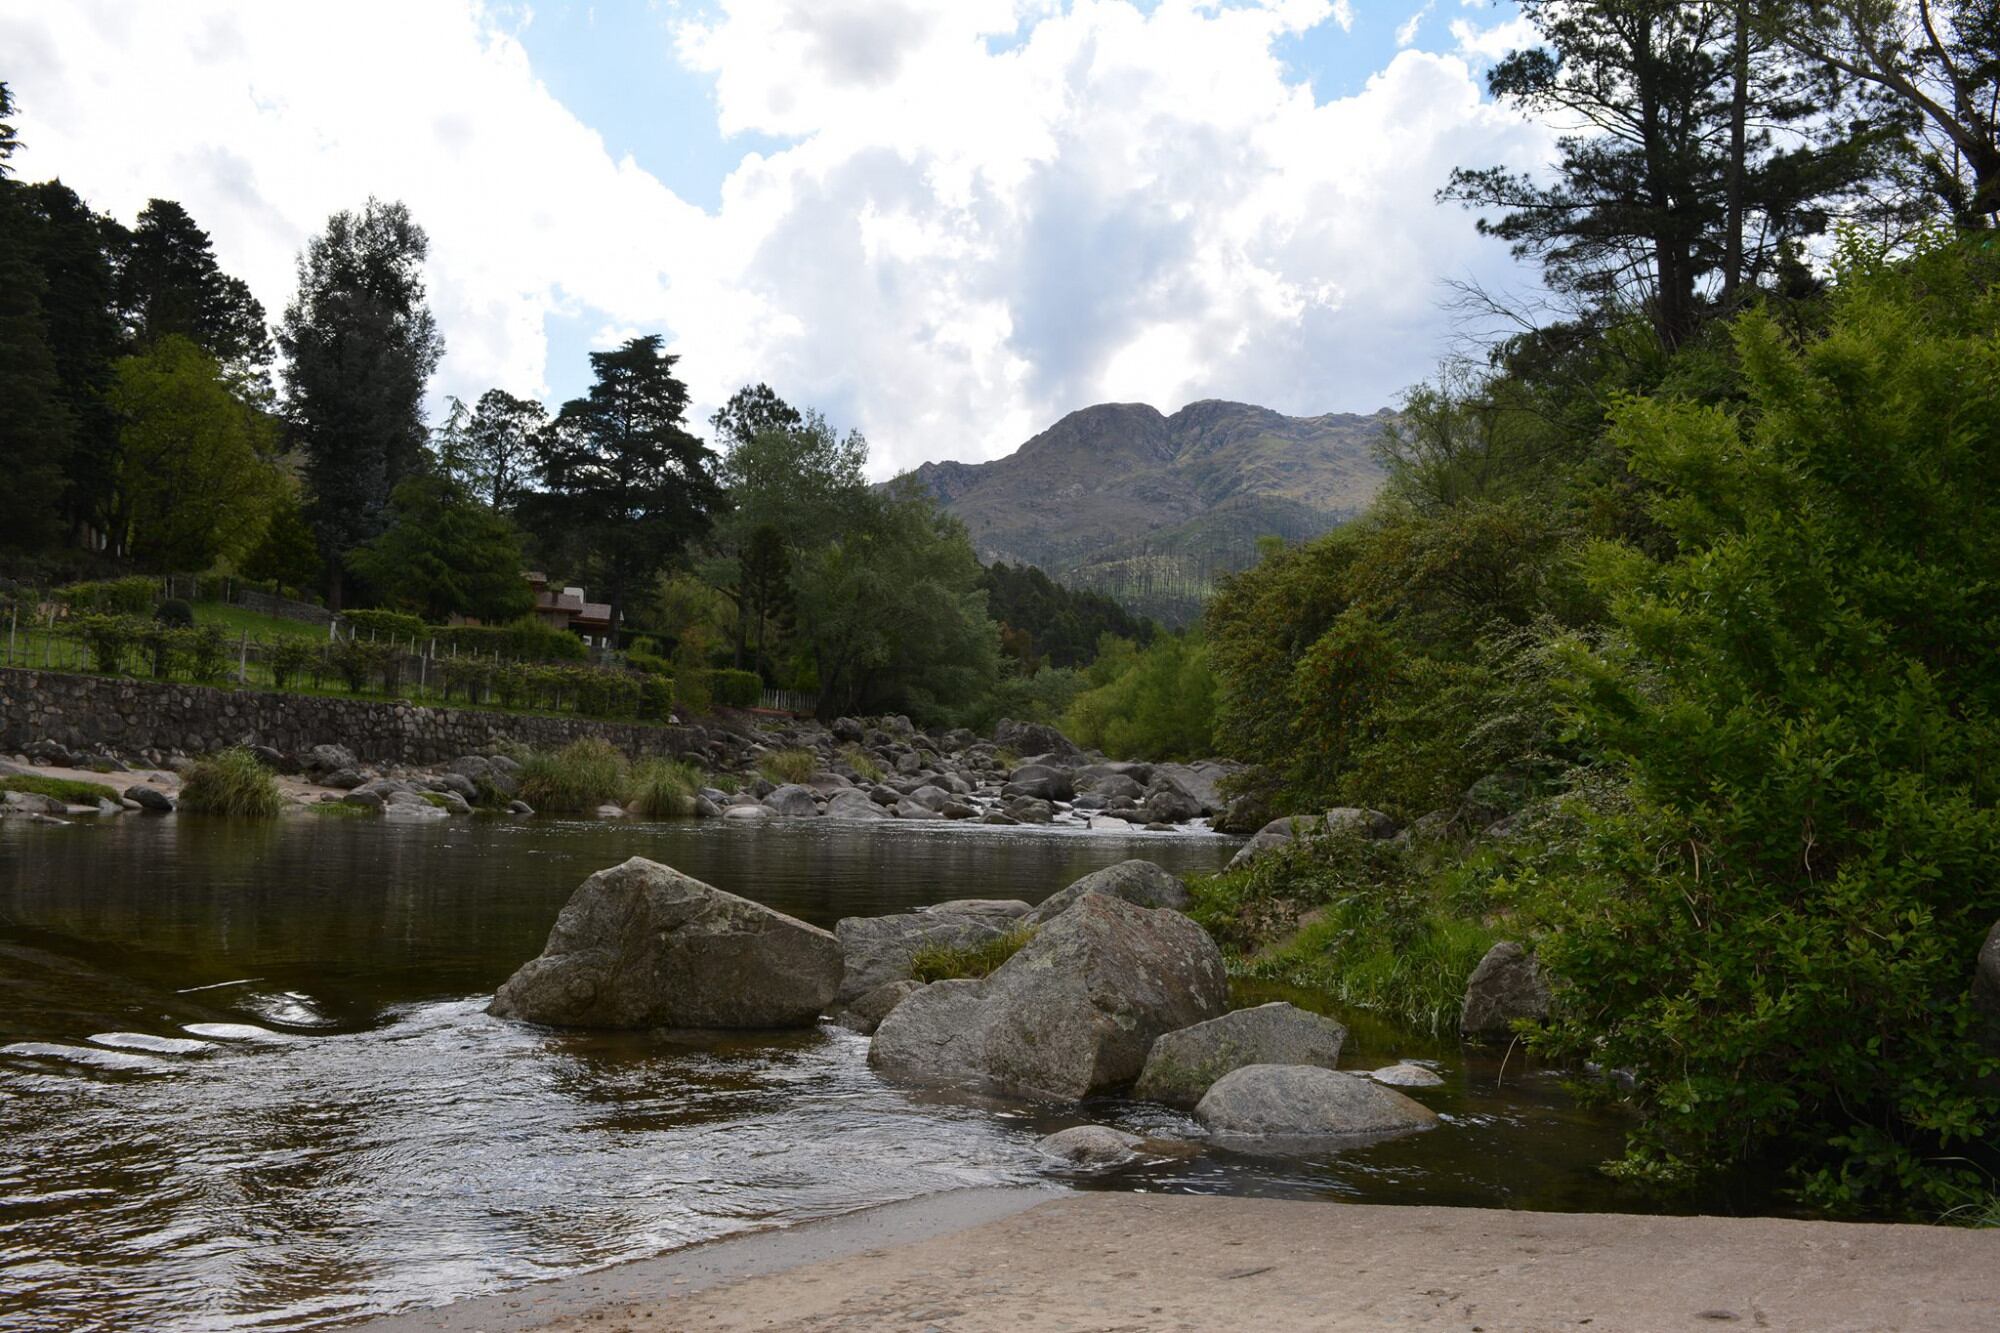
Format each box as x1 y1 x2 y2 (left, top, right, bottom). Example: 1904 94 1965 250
2 815 1654 1331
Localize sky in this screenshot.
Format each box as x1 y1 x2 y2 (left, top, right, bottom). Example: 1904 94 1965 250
0 0 1550 477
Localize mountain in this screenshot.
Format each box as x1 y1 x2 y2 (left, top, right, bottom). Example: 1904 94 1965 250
906 399 1392 624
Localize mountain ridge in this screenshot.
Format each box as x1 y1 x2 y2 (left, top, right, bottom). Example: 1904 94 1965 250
903 398 1392 623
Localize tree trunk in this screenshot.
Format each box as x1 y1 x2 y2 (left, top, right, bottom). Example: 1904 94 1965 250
1723 0 1750 304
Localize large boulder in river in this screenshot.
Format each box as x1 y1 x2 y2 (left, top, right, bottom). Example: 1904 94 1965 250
1133 1002 1347 1109
489 857 842 1029
1459 940 1551 1041
1226 808 1397 871
824 788 889 820
994 718 1082 760
1003 763 1075 802
871 894 1227 1100
833 907 1021 1006
1196 1065 1438 1140
1023 859 1190 925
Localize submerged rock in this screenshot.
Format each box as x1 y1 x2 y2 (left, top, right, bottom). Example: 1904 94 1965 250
1132 1002 1347 1110
1035 1124 1144 1167
1195 1064 1438 1139
1369 1063 1445 1088
1023 859 1191 925
489 857 842 1029
1459 940 1551 1042
871 894 1227 1100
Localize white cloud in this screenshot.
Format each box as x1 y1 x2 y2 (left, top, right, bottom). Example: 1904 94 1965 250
0 0 1549 477
1449 12 1539 60
1396 2 1434 48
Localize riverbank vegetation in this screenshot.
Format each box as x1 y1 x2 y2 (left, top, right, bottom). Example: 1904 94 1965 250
176 748 283 818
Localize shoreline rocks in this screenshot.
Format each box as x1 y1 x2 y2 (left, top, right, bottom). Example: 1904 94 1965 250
1460 941 1551 1042
1133 1002 1347 1110
1195 1064 1439 1141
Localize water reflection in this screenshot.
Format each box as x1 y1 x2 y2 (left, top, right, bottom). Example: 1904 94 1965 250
0 814 1661 1332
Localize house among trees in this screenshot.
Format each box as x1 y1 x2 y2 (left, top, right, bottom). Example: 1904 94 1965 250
523 572 615 648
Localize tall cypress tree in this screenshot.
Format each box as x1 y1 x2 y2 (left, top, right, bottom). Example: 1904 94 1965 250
120 199 272 377
0 82 73 551
277 198 442 607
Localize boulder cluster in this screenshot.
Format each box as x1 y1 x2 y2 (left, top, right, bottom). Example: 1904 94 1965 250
489 854 1449 1151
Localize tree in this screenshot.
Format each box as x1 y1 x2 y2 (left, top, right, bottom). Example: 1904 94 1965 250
277 198 443 607
707 395 870 669
347 473 534 624
440 387 544 511
1783 0 2000 226
1442 0 1887 348
0 175 73 551
120 199 272 378
108 335 280 571
791 479 999 720
709 381 803 448
20 181 126 540
0 80 20 177
241 488 323 597
530 335 719 639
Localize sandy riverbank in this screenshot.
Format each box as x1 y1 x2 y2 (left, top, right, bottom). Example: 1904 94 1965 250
362 1189 1999 1332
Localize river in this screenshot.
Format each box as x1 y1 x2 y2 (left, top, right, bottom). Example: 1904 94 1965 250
1 814 1654 1331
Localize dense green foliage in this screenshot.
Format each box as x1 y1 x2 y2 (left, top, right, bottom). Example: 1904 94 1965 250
1062 632 1218 761
1528 236 2000 1212
278 198 442 607
347 474 533 624
517 738 629 815
982 562 1155 670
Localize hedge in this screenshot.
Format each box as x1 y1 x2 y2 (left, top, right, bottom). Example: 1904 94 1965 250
711 668 763 708
429 618 586 662
338 609 426 643
57 577 158 616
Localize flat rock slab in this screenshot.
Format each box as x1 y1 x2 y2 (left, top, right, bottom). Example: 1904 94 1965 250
1196 1064 1438 1140
489 857 841 1029
362 1193 2000 1333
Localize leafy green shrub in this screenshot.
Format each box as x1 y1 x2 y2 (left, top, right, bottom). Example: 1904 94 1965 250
183 626 231 683
755 748 817 784
154 598 194 628
437 655 493 704
518 738 631 814
675 668 714 716
1529 234 2000 1214
72 614 138 674
58 576 157 615
711 668 763 709
627 757 703 817
327 636 392 693
430 617 585 661
1188 825 1493 1034
625 649 673 677
266 638 315 691
638 673 674 721
338 609 425 644
178 748 284 818
910 928 1036 983
0 775 123 805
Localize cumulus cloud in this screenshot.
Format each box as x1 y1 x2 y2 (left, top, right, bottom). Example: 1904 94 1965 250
0 0 1549 476
1396 2 1435 47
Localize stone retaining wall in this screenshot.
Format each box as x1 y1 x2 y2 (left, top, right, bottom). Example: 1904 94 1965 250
0 667 701 765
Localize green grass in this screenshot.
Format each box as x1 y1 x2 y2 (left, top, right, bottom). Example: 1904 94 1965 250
177 748 285 818
191 601 331 642
841 745 885 783
627 757 704 817
909 928 1037 983
1187 829 1496 1036
0 774 123 805
518 738 631 814
308 800 373 818
755 748 818 785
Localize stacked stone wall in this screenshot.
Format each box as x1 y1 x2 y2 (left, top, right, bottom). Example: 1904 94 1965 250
0 668 699 764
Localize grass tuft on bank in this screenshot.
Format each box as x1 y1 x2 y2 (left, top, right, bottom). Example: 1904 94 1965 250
755 748 817 785
177 748 284 818
629 757 704 817
518 738 630 815
909 928 1036 983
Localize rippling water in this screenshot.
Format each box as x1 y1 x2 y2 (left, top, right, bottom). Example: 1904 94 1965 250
1 814 1659 1331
